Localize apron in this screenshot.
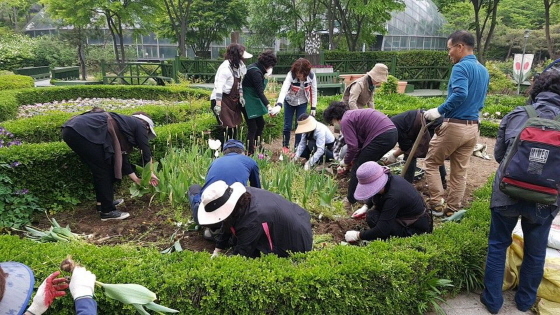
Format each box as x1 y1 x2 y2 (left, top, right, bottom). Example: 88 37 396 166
220 74 243 128
242 66 269 119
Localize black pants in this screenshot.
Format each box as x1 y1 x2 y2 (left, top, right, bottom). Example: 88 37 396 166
347 128 398 204
403 155 446 185
300 139 334 163
211 99 238 145
62 127 116 214
366 209 432 240
241 107 265 155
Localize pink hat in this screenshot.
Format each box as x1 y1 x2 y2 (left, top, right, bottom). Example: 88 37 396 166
354 161 389 200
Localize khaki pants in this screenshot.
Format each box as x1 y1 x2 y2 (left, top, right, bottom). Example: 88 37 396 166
425 122 478 210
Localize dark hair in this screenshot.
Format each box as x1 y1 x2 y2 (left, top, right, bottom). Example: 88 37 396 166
225 43 247 69
323 101 349 124
528 70 560 102
258 50 277 69
290 58 312 79
223 147 244 155
0 266 6 302
298 113 310 122
90 106 105 113
448 30 475 48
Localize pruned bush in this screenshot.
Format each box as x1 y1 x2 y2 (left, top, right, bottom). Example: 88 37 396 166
0 74 34 91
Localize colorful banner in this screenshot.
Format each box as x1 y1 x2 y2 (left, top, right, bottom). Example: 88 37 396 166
513 54 534 83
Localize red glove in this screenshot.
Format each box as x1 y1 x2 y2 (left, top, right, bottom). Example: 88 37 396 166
27 271 68 315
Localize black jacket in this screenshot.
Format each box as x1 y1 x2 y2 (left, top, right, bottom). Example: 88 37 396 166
217 187 313 258
242 62 269 106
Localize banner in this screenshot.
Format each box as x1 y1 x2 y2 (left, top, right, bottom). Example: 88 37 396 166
513 54 534 83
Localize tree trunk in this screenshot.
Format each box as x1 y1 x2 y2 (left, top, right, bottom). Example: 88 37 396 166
78 43 87 80
105 13 121 64
544 0 556 59
179 19 187 57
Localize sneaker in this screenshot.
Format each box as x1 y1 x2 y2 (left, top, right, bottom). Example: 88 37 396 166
100 210 130 221
282 147 291 155
113 199 124 207
479 295 499 314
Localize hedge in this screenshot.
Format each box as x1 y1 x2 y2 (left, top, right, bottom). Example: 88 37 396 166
0 85 211 121
0 179 493 314
0 74 34 91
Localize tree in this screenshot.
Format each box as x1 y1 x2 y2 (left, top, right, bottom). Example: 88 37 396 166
543 0 558 58
0 0 35 31
158 0 193 57
332 0 404 51
186 0 246 55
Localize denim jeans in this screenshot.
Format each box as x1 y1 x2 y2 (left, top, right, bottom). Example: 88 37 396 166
283 102 307 149
482 202 556 312
188 184 202 224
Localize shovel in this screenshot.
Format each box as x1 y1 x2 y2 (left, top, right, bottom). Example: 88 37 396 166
401 118 436 177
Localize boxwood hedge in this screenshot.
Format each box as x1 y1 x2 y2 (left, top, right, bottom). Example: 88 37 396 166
0 180 493 314
0 74 34 91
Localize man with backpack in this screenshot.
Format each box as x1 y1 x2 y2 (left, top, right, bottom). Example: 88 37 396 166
481 70 560 314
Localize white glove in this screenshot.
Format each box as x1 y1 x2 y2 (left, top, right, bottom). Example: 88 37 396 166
310 109 316 116
213 105 221 116
211 248 222 259
303 161 311 170
340 160 349 168
240 97 246 107
269 105 281 116
345 230 361 242
351 204 369 219
27 271 68 315
384 153 398 164
424 108 441 120
69 267 96 300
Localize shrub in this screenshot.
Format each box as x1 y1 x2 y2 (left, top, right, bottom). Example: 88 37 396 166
376 75 399 95
486 61 516 94
0 74 34 91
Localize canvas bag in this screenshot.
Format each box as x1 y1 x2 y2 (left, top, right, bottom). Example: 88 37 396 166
499 105 560 205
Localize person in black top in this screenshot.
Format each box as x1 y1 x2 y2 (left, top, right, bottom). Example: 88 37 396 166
385 109 446 186
61 108 159 220
241 50 277 155
345 161 432 242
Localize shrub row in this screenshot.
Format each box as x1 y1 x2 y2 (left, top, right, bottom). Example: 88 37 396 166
0 85 211 121
0 180 493 314
0 74 34 91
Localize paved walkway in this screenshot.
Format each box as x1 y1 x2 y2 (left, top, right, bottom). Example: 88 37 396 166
430 290 534 315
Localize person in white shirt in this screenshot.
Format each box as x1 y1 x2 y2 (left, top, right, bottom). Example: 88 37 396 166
210 43 252 144
292 113 335 170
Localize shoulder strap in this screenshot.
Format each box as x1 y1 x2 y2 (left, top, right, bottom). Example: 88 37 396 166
524 105 538 118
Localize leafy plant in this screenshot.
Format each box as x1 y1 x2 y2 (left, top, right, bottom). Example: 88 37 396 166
0 163 43 229
376 74 399 95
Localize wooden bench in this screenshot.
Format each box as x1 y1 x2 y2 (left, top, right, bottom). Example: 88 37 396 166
316 71 344 95
14 66 50 80
104 75 173 86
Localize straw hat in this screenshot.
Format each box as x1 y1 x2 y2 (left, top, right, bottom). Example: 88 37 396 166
367 63 389 83
354 161 389 200
0 262 35 315
295 115 318 134
197 181 247 225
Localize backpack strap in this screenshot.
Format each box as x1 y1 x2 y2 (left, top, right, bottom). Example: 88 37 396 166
524 105 538 118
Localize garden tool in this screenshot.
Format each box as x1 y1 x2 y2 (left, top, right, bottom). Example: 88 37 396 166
401 119 436 176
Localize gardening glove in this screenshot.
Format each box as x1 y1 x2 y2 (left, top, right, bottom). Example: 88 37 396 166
269 105 281 116
351 204 369 219
383 152 398 165
240 96 246 107
213 104 221 116
337 166 348 176
423 108 441 121
310 109 316 116
303 161 311 171
211 248 222 259
27 271 69 315
345 230 361 243
69 267 96 300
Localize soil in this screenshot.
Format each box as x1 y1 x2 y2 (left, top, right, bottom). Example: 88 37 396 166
26 136 498 254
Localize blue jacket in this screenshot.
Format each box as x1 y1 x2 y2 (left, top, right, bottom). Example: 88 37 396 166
75 297 97 315
438 55 489 120
201 153 261 192
490 91 560 214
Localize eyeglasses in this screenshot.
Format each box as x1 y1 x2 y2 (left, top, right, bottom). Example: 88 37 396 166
447 44 461 51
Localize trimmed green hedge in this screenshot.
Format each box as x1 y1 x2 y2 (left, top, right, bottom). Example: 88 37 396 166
0 180 493 314
0 74 34 91
0 85 211 121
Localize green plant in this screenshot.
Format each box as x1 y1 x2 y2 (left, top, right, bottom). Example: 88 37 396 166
376 75 399 95
0 163 43 229
0 75 34 91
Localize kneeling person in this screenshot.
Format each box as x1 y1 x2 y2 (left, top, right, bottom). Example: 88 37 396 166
198 181 313 258
292 113 335 170
345 161 432 242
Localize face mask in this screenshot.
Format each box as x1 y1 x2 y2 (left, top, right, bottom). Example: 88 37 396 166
265 68 273 78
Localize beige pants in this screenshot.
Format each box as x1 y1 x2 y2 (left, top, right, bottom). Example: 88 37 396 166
425 122 478 210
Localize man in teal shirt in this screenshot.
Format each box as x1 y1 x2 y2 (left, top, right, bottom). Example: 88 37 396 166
423 30 490 217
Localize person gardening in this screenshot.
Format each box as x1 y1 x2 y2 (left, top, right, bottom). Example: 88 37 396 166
345 161 432 243
292 113 335 170
197 180 313 258
62 109 159 221
0 261 97 315
342 63 389 109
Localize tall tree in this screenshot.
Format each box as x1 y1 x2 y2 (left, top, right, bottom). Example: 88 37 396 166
0 0 35 31
544 0 558 58
332 0 404 51
158 0 193 57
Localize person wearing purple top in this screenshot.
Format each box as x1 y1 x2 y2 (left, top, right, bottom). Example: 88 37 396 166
323 101 397 206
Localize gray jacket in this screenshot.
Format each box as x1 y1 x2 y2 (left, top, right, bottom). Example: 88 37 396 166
490 91 560 214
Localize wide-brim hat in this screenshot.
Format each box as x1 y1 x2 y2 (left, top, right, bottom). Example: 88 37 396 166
367 63 389 83
242 51 253 59
198 181 247 225
133 114 157 140
354 161 389 200
0 262 35 315
295 115 318 134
